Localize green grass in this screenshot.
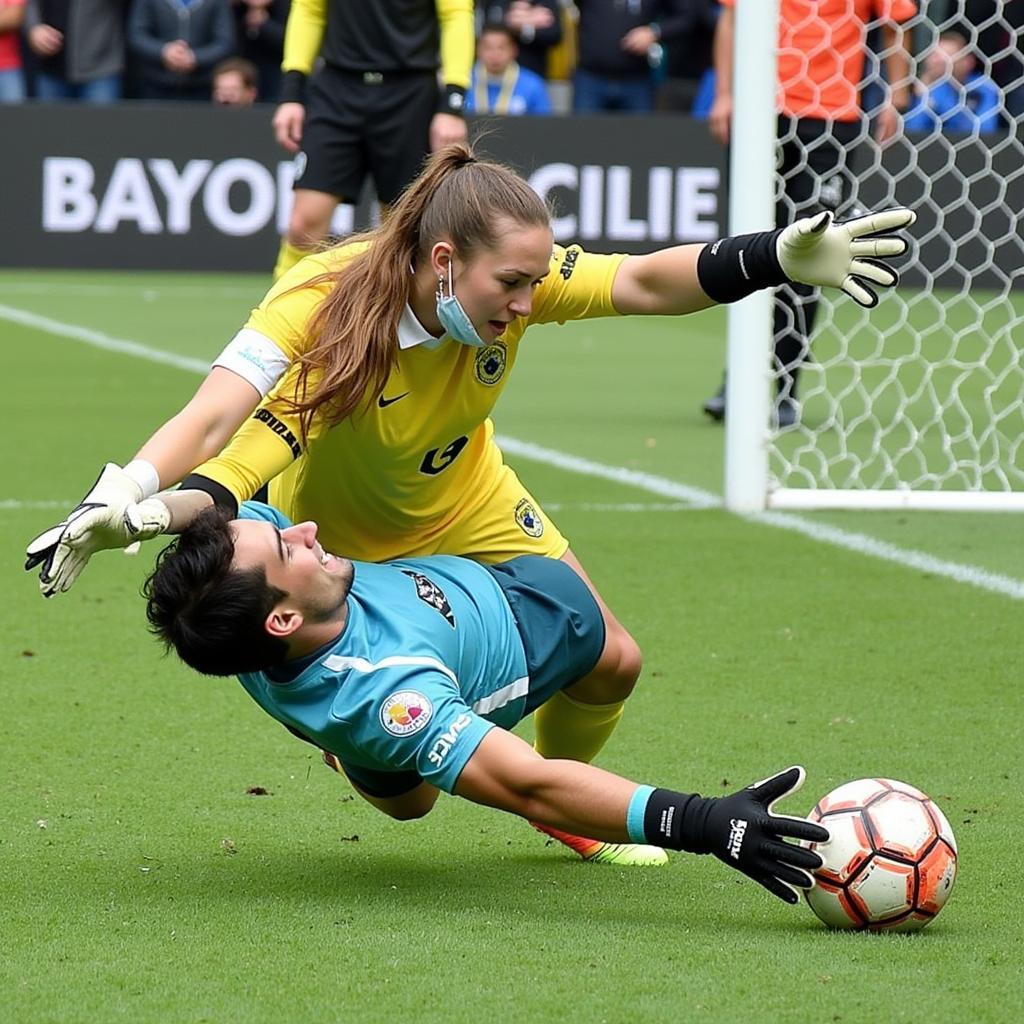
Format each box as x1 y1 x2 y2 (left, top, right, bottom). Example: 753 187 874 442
780 291 1024 490
2 271 1022 1023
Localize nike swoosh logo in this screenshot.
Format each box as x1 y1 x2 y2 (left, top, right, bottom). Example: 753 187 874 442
378 391 410 408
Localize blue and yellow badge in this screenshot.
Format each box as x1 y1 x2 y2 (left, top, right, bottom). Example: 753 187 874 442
475 343 507 386
514 498 544 537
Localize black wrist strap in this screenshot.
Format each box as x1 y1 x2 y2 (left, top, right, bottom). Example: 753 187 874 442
643 788 714 854
696 228 787 304
179 474 239 518
279 70 307 105
438 84 467 116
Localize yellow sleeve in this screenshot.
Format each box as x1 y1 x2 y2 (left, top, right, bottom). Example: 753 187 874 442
244 245 364 361
436 0 475 89
193 366 328 505
528 245 629 326
282 0 328 75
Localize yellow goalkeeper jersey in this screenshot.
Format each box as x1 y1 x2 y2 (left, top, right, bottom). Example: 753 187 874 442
197 241 626 560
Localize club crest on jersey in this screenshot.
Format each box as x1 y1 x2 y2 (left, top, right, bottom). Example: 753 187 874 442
401 570 456 627
514 498 544 538
475 343 507 386
380 690 434 737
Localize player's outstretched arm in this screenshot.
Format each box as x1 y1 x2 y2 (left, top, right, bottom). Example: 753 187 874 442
454 728 829 904
611 208 916 315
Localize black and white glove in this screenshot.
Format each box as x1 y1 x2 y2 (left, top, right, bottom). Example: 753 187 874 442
777 208 916 308
699 766 829 904
25 464 169 598
643 766 829 904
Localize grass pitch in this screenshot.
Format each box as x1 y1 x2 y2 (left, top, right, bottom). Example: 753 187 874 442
1 270 1022 1023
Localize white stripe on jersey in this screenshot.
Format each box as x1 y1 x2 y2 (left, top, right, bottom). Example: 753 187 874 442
471 676 530 715
322 653 459 687
212 328 290 397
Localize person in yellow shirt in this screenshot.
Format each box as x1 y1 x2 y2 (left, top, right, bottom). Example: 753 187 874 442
26 143 914 866
271 0 474 280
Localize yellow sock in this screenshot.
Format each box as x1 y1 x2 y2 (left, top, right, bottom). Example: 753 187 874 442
533 690 624 764
272 239 310 281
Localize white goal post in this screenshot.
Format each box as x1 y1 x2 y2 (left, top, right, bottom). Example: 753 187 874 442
724 0 1024 512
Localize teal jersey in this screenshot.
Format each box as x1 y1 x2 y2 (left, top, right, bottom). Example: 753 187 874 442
235 502 530 793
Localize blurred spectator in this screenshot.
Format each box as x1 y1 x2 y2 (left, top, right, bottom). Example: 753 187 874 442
128 0 234 101
658 0 718 113
25 0 125 103
572 0 693 113
905 28 1001 134
477 0 561 77
212 55 258 105
0 0 25 103
466 21 551 113
231 0 287 103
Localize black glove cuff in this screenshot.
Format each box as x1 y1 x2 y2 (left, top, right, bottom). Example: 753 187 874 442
643 788 714 854
279 70 307 105
696 228 787 304
438 84 467 116
179 474 239 518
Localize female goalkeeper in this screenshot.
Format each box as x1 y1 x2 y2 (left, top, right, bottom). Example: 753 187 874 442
26 144 911 861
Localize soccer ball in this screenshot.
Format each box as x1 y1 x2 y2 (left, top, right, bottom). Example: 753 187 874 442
802 778 958 932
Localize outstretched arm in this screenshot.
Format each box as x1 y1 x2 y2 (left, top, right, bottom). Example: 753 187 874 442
135 368 263 491
455 725 636 839
455 728 830 905
611 208 916 316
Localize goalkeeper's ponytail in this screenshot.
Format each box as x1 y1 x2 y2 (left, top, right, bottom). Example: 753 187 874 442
278 143 551 440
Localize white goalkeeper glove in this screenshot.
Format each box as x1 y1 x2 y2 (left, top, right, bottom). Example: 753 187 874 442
25 464 170 598
776 207 916 308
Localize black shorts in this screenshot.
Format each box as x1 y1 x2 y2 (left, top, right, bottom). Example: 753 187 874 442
295 65 438 204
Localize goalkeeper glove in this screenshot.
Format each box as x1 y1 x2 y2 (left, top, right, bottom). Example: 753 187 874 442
777 207 916 308
25 464 170 598
640 766 829 904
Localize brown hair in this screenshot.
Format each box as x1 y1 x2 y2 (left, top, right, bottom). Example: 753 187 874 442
212 57 259 92
279 142 551 438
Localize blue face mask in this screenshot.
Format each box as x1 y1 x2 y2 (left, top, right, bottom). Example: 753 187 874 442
436 260 487 348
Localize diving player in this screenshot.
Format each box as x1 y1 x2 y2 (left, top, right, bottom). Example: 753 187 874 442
142 498 830 901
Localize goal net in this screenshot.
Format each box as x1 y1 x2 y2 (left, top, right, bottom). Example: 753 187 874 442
726 0 1024 511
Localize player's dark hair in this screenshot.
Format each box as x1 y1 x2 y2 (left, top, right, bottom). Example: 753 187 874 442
143 507 290 677
279 142 551 438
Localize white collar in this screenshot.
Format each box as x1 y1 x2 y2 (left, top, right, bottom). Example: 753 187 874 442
398 303 447 351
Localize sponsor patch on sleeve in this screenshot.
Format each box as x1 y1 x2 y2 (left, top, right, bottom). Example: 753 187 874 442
380 691 434 737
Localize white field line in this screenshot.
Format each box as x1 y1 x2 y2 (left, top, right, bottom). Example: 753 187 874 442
544 502 697 512
5 302 1024 602
0 281 260 299
1 500 72 510
0 304 211 374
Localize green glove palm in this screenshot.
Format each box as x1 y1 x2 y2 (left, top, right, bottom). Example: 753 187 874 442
777 208 916 307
